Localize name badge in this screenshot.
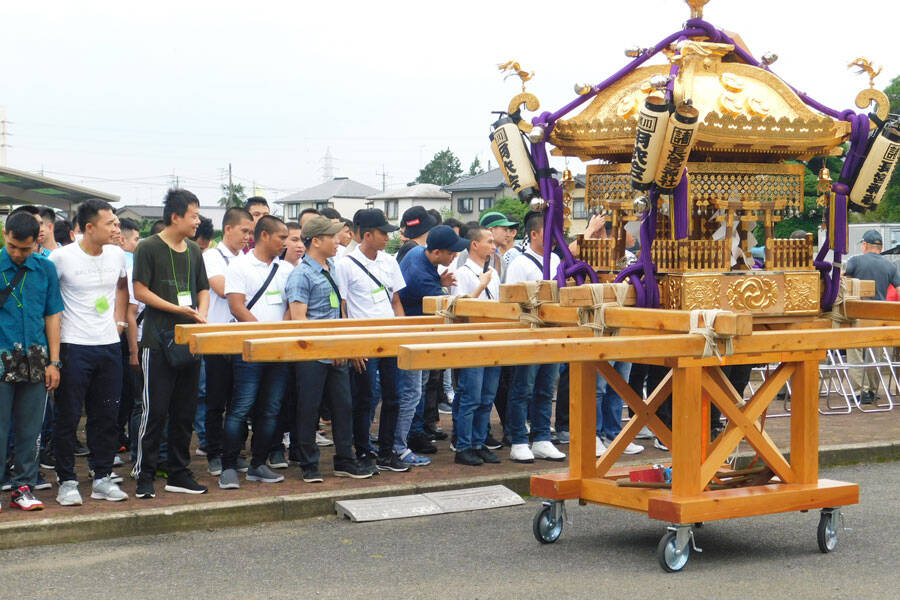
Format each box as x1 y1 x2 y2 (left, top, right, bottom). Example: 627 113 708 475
265 290 282 305
94 296 110 314
371 286 389 304
329 291 339 309
177 291 193 307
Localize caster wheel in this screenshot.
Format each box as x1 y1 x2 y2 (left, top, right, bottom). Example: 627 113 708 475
657 530 690 572
817 510 838 553
533 504 563 544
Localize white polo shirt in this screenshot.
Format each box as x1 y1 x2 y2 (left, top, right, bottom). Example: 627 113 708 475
224 252 293 323
452 257 499 300
204 244 240 324
334 246 406 319
505 247 560 284
50 242 127 345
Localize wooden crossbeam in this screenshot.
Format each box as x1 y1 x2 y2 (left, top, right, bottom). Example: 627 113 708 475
242 326 594 362
174 315 443 344
397 325 900 369
558 284 637 306
844 299 900 321
189 321 522 355
498 281 559 303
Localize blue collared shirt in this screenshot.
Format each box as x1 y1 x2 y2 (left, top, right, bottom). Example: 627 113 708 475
398 245 443 316
285 255 340 321
0 248 64 379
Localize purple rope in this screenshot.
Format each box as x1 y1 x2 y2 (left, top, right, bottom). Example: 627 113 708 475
614 188 661 307
673 169 690 240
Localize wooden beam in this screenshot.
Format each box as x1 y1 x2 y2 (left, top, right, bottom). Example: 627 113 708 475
558 283 637 307
671 366 703 497
498 281 559 303
174 315 443 344
790 358 820 484
844 299 900 321
396 326 900 369
188 322 523 355
243 326 595 362
569 362 597 481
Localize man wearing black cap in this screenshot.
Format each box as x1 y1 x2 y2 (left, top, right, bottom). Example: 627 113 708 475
845 229 900 404
334 209 410 473
395 206 436 265
394 226 468 467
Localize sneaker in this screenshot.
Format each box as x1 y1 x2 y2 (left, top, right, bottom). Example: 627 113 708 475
56 480 83 506
334 462 374 479
475 447 501 464
483 434 503 450
39 448 55 470
356 453 378 475
509 443 535 464
34 472 52 490
437 401 452 414
376 453 411 473
165 473 208 495
236 456 250 472
424 424 448 441
0 479 10 492
89 469 124 484
454 448 484 466
654 438 669 452
601 436 644 455
532 440 566 462
595 436 607 457
399 450 431 466
636 426 655 440
91 476 128 502
73 441 90 457
267 450 288 469
316 432 334 447
136 479 155 499
408 432 437 455
218 468 240 489
113 454 124 466
11 485 44 511
208 457 223 477
195 447 208 457
449 435 457 452
556 430 570 445
302 467 324 483
246 464 284 483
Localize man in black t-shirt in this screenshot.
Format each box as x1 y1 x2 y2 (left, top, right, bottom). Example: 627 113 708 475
132 189 210 498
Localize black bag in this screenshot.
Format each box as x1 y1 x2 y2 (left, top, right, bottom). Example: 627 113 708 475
150 309 199 369
0 265 27 311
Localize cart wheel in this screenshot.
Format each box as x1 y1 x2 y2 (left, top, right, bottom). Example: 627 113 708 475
657 530 690 572
817 510 838 553
533 504 563 544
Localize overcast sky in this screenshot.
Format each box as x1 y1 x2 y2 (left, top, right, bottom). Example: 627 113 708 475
1 0 894 209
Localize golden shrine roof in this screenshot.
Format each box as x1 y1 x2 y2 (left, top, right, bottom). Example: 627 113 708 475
549 41 852 162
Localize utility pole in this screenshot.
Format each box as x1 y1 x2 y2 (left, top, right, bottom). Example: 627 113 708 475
322 147 334 182
376 164 389 191
228 162 233 206
0 108 10 167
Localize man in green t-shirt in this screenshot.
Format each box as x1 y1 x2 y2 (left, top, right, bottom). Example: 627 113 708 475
132 189 210 499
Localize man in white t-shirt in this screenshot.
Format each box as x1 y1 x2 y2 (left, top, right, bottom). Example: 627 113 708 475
219 215 292 489
49 200 129 505
201 207 252 477
504 211 566 464
334 209 409 473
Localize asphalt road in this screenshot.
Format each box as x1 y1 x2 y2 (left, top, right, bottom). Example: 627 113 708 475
2 462 897 599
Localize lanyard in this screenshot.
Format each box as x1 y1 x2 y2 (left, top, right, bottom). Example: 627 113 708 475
321 268 343 316
463 264 493 300
167 244 191 295
1 269 27 309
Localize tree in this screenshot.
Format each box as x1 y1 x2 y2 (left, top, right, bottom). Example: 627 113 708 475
491 195 530 226
468 156 485 176
416 149 463 186
219 182 246 207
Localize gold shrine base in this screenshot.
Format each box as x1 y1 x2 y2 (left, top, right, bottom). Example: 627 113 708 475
530 351 858 524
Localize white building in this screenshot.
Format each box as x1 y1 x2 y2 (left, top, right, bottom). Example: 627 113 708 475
366 183 450 224
277 177 380 221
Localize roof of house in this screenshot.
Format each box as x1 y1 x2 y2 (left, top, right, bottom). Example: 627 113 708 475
442 169 509 193
277 177 380 204
116 205 228 224
367 183 450 201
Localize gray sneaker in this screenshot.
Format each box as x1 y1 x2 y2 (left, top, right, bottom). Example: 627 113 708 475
208 457 223 477
56 480 83 506
236 456 250 472
218 468 240 490
91 476 128 502
556 430 570 444
246 464 284 483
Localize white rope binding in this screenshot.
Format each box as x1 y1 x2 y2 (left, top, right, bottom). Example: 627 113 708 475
689 309 734 359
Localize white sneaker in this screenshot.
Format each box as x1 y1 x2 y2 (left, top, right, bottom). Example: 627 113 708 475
316 431 334 447
56 480 83 506
601 436 644 455
532 440 566 462
89 469 123 484
509 443 535 463
635 426 654 440
653 438 669 452
596 436 607 457
91 476 128 501
113 454 125 466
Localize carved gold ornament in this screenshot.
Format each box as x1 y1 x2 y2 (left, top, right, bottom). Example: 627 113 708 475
848 57 882 89
683 277 721 309
727 277 777 311
784 274 819 312
498 60 534 92
746 96 770 117
718 92 743 116
616 95 639 118
719 73 744 93
507 92 540 134
685 0 711 19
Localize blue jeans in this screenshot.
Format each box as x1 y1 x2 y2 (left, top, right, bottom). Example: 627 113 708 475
193 357 207 449
454 367 501 451
0 382 46 488
394 368 422 455
507 363 560 445
224 357 288 469
596 361 632 439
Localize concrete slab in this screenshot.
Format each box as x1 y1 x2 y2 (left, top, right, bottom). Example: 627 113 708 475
335 494 441 522
423 485 524 514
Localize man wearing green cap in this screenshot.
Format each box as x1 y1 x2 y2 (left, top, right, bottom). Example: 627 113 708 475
474 212 517 281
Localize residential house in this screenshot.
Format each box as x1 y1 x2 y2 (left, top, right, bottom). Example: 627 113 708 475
276 177 379 221
116 205 229 230
366 183 450 224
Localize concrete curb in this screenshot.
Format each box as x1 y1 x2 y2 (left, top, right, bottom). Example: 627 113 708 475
1 442 896 551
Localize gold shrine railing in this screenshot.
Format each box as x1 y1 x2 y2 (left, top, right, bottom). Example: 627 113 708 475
576 236 617 271
651 239 729 272
765 235 814 270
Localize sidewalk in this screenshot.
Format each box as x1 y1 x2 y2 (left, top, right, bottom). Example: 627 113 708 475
1 396 898 549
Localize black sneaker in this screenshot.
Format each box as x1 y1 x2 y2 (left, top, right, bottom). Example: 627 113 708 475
376 453 411 473
73 441 90 457
164 473 208 495
39 448 55 470
334 461 374 479
483 435 503 450
424 424 448 441
454 448 484 466
408 432 437 455
136 479 156 499
34 471 52 490
475 448 501 464
356 453 378 475
302 467 324 483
